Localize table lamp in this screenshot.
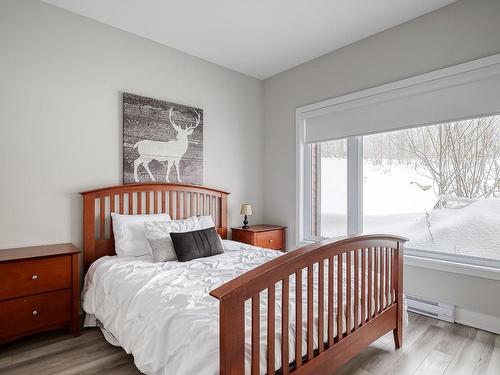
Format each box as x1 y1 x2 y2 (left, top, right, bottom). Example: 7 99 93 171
240 204 252 229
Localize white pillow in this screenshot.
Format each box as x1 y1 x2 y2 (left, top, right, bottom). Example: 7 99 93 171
111 213 172 257
144 216 216 262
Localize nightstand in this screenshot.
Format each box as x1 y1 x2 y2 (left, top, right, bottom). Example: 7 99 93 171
0 243 81 345
231 225 287 251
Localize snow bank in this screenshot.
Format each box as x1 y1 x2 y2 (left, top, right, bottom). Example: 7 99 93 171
320 158 500 260
392 199 500 260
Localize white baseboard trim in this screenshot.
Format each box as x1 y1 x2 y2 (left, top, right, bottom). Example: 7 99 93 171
455 308 500 335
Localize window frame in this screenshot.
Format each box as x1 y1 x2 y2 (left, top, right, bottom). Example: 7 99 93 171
297 121 500 279
302 137 363 242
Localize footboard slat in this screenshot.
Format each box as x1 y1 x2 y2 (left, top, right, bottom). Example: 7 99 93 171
346 251 352 336
295 270 302 368
379 248 383 312
318 260 324 353
385 248 390 309
327 256 334 346
368 248 373 321
251 295 260 375
374 247 379 315
281 278 290 375
380 248 383 312
337 255 343 341
380 248 385 310
354 249 359 330
306 266 313 361
361 249 366 325
267 285 276 375
391 248 396 304
210 234 407 375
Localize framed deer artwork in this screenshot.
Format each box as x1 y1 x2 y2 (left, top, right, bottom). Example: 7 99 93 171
123 93 203 185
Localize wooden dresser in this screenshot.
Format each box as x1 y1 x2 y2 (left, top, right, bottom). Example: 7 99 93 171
0 243 80 345
231 225 286 251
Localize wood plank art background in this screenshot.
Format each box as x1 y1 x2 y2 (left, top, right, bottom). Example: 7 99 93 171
123 93 203 185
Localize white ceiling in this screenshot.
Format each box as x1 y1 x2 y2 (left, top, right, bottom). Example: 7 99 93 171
42 0 458 79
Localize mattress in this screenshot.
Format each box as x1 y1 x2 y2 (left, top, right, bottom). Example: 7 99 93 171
82 240 404 375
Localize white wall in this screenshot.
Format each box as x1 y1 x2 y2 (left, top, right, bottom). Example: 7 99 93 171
0 0 264 249
263 0 500 321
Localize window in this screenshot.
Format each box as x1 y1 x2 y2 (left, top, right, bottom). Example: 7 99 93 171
305 139 348 239
304 115 500 263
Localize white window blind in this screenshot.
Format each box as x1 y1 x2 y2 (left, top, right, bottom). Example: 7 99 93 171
300 55 500 144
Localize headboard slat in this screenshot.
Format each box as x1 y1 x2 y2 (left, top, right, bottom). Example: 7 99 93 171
191 193 195 217
161 190 166 213
176 192 181 219
145 191 151 214
119 193 124 214
110 194 115 240
137 192 142 214
169 191 174 218
99 196 106 240
81 183 229 270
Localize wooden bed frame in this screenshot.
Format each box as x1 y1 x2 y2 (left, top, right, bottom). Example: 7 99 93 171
81 183 407 375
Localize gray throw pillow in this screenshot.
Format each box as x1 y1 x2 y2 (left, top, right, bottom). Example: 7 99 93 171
144 216 218 262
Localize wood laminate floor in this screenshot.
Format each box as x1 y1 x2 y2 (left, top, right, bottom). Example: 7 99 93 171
0 313 499 375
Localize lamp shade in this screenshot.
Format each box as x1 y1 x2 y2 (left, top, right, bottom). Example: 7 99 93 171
240 204 252 215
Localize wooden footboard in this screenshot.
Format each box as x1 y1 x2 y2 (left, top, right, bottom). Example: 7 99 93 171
210 234 407 375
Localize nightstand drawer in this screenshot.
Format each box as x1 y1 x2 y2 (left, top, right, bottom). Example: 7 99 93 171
0 256 71 300
255 230 284 250
0 289 71 339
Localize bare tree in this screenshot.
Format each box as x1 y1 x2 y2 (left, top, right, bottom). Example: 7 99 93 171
320 138 347 159
400 116 500 200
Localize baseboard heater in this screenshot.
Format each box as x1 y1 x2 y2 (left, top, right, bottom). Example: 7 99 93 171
406 294 455 323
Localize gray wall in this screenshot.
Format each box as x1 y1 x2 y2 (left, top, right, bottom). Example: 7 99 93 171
262 0 500 318
1 0 499 323
0 0 264 249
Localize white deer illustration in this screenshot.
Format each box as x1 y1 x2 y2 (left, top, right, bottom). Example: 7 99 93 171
133 107 201 182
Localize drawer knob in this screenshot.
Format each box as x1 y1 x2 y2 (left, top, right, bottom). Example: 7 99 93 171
32 275 38 280
32 310 38 316
269 239 273 243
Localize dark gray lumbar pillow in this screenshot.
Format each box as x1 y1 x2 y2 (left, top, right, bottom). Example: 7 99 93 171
170 227 224 262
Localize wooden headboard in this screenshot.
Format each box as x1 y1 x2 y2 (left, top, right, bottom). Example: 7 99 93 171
80 183 229 270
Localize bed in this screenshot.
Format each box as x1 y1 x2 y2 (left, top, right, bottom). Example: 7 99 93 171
81 183 407 375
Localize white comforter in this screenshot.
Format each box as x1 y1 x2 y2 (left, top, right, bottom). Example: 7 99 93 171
82 240 392 375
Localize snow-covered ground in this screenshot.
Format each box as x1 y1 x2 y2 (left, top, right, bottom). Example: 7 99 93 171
320 158 500 261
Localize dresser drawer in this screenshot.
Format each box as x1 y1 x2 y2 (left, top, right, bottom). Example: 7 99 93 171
0 289 71 339
231 229 254 245
255 230 284 250
0 256 71 300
